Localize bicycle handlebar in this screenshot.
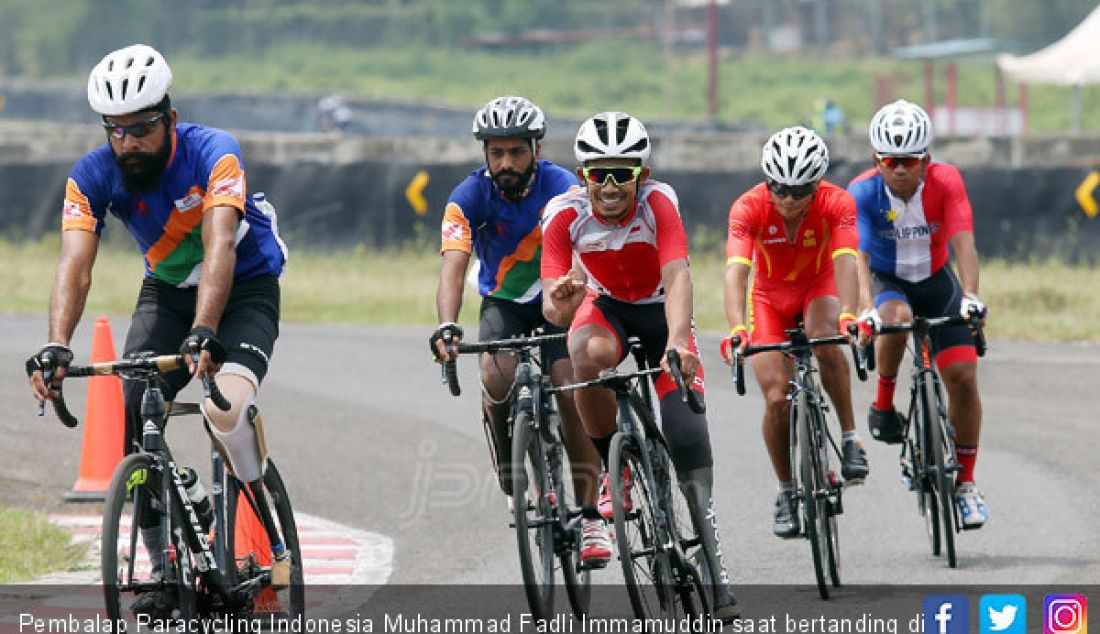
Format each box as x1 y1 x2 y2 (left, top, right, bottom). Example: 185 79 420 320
40 353 231 428
730 330 869 397
876 312 987 358
441 333 568 397
666 350 705 415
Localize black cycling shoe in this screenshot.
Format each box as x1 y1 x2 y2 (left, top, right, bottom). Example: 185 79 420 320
131 589 177 620
773 490 800 539
714 587 740 622
840 438 870 484
868 405 906 444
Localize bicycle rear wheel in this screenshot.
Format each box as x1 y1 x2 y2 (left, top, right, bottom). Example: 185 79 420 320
225 460 305 621
610 432 675 620
512 411 556 619
102 453 197 623
925 379 957 568
795 397 829 600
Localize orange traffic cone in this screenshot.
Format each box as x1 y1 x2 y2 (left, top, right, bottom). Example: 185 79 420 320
65 316 125 502
234 488 283 613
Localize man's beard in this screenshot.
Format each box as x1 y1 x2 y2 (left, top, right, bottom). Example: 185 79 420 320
113 128 172 195
491 162 536 200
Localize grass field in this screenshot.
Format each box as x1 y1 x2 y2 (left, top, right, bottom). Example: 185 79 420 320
0 507 85 582
3 237 1098 342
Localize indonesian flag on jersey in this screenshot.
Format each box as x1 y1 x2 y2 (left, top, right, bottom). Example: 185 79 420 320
541 180 689 305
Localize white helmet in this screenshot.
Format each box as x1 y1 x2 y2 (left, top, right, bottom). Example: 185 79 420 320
574 111 650 163
87 44 173 116
760 126 829 186
869 99 932 155
472 96 546 140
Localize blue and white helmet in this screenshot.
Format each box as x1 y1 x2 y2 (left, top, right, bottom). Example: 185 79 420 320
869 99 933 155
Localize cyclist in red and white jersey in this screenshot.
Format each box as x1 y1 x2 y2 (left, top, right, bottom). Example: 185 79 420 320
720 126 872 539
541 112 737 619
848 100 988 528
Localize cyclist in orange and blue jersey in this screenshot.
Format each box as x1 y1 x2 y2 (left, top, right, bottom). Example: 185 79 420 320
848 99 988 528
429 96 603 559
25 44 289 617
720 126 872 540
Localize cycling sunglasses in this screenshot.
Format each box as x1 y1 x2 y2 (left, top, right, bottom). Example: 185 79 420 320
582 166 643 187
876 154 926 169
766 179 816 200
102 112 167 140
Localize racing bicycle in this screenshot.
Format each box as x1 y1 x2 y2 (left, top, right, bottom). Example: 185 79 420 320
36 351 304 627
731 326 869 599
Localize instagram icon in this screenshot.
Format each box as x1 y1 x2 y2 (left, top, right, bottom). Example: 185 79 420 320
1046 595 1088 634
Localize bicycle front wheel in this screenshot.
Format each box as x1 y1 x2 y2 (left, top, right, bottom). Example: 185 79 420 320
925 378 957 568
225 460 305 621
102 453 196 623
610 432 675 620
512 411 556 619
795 397 829 600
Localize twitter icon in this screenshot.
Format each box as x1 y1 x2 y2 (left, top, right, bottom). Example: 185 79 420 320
981 594 1027 634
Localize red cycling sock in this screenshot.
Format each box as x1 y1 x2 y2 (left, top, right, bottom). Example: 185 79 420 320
874 375 897 411
956 445 978 484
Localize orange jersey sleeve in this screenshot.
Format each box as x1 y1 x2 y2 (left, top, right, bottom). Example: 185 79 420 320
203 154 247 212
440 202 473 254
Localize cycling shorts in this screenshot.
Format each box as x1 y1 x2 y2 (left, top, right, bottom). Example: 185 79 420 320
569 293 712 473
478 296 568 367
749 274 837 346
872 265 977 366
121 275 280 452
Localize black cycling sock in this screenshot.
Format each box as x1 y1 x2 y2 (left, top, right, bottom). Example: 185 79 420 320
591 433 613 469
582 506 602 521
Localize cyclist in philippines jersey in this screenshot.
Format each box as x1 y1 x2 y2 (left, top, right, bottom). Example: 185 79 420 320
542 112 738 620
721 126 872 540
849 99 988 528
24 44 289 618
428 96 602 557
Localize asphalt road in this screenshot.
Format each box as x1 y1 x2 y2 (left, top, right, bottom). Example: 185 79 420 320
2 313 1098 591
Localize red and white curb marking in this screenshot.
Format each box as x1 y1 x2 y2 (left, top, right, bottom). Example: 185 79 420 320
0 512 395 626
42 511 394 585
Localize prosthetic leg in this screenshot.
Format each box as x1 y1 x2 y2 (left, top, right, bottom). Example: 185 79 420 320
679 467 739 621
201 372 290 589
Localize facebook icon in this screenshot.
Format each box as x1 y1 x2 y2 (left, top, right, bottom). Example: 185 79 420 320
925 595 970 634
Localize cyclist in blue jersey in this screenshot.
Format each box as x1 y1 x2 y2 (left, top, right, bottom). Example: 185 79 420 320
429 96 608 564
25 44 289 616
849 100 988 528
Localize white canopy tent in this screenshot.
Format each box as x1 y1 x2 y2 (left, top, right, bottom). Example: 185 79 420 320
997 3 1100 131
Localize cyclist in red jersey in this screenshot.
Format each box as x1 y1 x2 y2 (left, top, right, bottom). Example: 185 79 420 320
851 100 988 528
720 126 873 539
542 112 737 619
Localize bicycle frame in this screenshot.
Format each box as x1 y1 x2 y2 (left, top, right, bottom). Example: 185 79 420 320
879 314 980 567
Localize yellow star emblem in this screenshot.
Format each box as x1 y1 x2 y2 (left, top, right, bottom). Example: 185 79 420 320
886 209 899 222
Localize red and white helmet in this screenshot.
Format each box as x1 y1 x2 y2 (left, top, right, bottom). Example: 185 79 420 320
87 44 173 116
760 126 829 186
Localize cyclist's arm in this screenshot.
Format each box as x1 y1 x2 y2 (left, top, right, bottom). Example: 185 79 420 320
437 250 470 323
949 231 980 296
833 252 860 319
661 258 694 351
193 204 239 335
723 260 750 333
856 250 874 311
47 230 99 346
